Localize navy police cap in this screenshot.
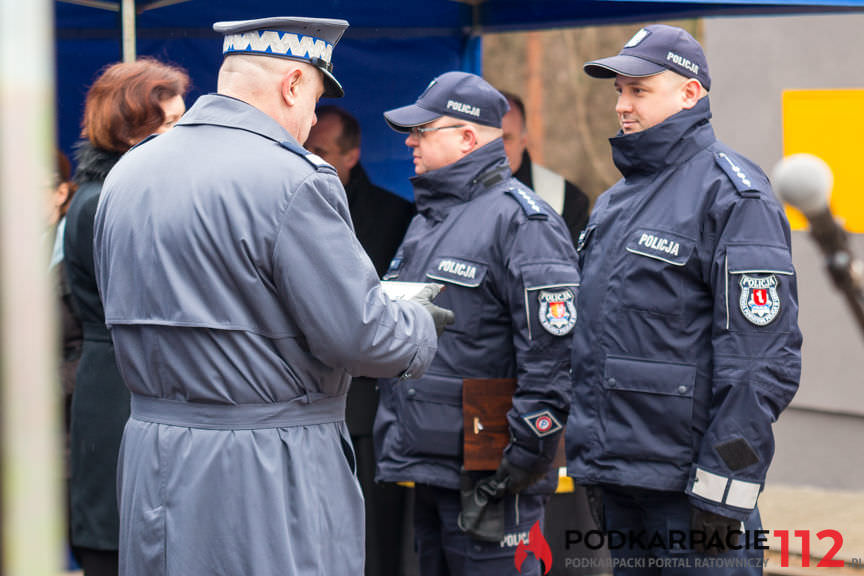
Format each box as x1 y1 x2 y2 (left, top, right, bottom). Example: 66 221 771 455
383 71 509 132
213 16 349 98
583 24 711 91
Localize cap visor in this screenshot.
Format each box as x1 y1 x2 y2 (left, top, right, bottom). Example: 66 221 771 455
382 104 442 132
584 55 666 79
322 69 344 98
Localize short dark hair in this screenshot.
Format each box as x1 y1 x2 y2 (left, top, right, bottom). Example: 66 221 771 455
316 105 360 152
499 90 526 128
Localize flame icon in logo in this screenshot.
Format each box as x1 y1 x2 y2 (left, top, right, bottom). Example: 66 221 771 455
514 520 552 574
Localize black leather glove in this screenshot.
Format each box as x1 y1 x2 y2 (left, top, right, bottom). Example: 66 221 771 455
456 471 508 542
690 506 742 554
495 455 547 494
409 283 455 336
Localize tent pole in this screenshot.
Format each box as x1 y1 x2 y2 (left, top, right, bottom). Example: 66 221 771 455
461 1 483 75
461 35 483 75
0 0 63 573
122 0 136 62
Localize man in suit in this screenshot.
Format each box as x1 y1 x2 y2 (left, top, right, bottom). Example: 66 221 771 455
306 105 417 576
500 91 590 246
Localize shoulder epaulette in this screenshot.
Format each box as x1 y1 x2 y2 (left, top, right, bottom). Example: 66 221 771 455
278 140 337 174
714 151 761 198
505 185 549 220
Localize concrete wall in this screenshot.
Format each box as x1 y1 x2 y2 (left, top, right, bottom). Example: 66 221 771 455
704 14 864 174
705 14 864 489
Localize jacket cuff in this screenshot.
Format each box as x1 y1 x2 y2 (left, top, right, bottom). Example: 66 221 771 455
503 437 555 474
398 300 439 380
685 465 762 521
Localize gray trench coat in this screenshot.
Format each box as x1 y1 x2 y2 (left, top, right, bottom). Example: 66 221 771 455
93 94 437 576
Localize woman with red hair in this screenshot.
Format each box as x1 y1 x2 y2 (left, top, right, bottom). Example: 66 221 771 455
64 57 189 576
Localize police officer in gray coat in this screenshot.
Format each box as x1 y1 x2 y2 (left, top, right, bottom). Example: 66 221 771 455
93 17 450 576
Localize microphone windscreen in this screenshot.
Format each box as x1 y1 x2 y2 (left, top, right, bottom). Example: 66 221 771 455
772 153 833 216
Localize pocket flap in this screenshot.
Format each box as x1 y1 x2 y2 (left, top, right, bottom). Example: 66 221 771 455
523 262 581 291
604 356 696 397
626 229 695 266
405 374 462 406
426 257 488 288
727 244 794 275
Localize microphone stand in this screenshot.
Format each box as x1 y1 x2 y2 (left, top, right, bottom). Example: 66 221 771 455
809 218 864 340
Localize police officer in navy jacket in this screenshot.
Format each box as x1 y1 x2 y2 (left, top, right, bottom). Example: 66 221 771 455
373 72 579 576
567 25 802 575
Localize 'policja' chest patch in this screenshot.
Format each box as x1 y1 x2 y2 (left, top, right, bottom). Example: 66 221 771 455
538 289 576 335
739 274 780 326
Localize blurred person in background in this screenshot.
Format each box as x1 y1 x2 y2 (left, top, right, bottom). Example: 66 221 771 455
63 57 188 576
48 149 82 445
47 150 82 566
305 105 415 277
305 105 416 576
500 90 590 246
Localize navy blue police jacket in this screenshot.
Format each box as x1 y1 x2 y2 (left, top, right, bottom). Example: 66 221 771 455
566 97 802 520
374 139 580 493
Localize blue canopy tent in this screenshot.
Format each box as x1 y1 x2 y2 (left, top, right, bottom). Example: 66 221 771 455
55 0 864 198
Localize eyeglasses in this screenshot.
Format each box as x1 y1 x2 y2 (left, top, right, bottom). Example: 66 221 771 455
409 124 466 137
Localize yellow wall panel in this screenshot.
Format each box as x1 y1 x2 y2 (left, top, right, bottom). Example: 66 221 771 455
783 90 864 233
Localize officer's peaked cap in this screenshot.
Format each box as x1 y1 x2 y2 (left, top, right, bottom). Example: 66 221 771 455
213 16 349 98
383 71 509 132
583 24 711 91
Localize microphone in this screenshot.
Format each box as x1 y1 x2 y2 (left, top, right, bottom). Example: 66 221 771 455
773 153 864 338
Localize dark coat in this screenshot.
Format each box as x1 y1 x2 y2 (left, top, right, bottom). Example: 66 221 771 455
64 141 129 551
374 139 579 493
514 150 590 246
53 252 82 475
344 163 416 437
566 98 802 520
345 163 416 278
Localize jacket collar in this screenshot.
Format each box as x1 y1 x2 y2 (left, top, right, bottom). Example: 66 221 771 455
411 138 511 220
178 93 300 147
73 140 123 185
610 96 716 179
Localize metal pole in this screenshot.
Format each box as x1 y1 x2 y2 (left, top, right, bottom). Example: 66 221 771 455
0 0 63 573
122 0 136 62
460 1 483 75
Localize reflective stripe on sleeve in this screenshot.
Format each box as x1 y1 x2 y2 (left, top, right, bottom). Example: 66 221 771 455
691 467 728 503
725 479 761 509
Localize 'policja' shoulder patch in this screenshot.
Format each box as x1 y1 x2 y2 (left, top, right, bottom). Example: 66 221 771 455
522 410 563 438
739 274 780 325
538 289 576 335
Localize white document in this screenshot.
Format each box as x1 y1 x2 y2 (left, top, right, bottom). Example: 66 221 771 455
380 281 435 301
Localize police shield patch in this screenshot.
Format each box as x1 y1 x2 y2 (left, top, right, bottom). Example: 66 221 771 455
538 289 576 336
522 410 563 438
739 274 780 326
